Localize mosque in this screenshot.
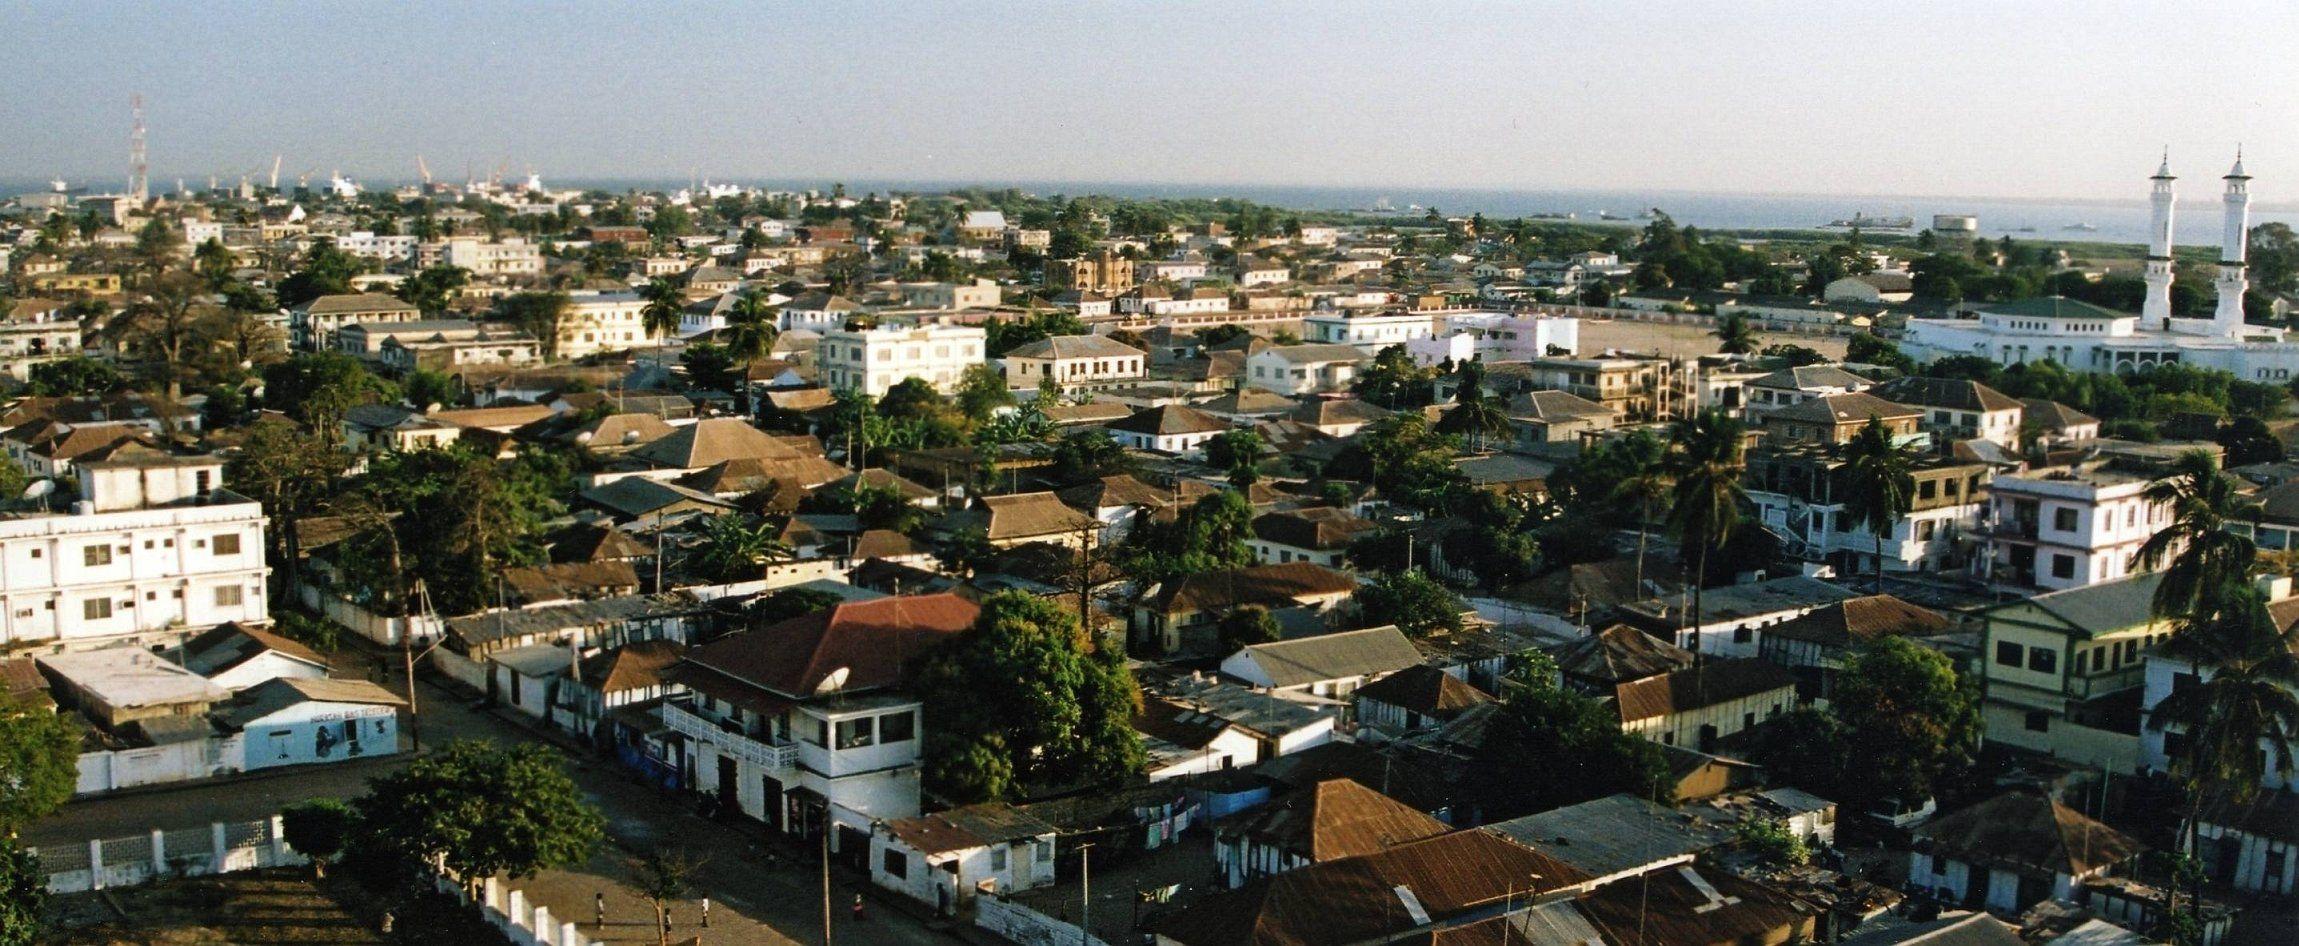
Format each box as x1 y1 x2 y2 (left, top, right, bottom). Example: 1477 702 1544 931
1901 155 2299 382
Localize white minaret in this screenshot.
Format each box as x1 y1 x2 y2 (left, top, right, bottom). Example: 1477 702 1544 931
2213 151 2251 336
2143 153 2177 330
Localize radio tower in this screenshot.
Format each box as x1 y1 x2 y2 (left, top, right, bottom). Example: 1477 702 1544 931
128 94 149 204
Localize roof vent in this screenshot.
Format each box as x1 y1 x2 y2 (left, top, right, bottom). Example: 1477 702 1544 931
1392 885 1431 926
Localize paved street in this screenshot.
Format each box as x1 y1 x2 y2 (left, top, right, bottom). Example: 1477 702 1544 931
28 656 952 946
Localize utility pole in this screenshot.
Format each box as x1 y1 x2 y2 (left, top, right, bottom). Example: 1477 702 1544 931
821 824 833 946
400 579 446 751
1076 842 1095 946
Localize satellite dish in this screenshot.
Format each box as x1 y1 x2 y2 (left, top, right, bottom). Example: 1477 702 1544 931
814 666 850 696
22 480 53 500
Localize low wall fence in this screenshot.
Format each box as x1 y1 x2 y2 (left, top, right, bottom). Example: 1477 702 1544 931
435 873 608 946
976 893 1120 946
33 816 303 894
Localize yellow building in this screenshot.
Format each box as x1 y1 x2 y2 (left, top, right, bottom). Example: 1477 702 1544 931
1978 574 2171 772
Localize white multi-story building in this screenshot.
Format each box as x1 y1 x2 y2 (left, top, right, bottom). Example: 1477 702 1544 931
1979 463 2170 591
415 238 544 278
333 231 420 262
1905 156 2299 383
1245 344 1370 395
820 323 988 396
1410 313 1578 363
898 280 1001 311
0 449 269 648
1000 334 1146 394
556 292 650 359
1302 310 1437 351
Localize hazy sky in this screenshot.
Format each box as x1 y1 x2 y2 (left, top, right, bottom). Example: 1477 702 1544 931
4 1 2296 200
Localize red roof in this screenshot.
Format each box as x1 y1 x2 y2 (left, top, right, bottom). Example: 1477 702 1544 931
681 593 980 698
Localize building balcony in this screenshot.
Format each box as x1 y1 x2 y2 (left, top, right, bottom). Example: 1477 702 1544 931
1979 518 2040 541
2065 665 2147 701
663 701 795 774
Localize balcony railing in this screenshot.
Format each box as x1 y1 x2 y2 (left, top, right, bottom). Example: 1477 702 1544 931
2065 665 2147 701
663 701 795 773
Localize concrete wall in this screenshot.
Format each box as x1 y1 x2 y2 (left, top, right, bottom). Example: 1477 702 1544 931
33 815 303 893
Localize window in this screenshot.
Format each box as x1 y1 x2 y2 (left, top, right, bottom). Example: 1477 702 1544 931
882 849 908 880
1996 641 2024 666
2029 648 2058 674
834 717 875 750
2050 554 2077 580
83 599 112 620
2025 711 2051 733
989 846 1007 872
2053 508 2079 532
216 586 244 607
1911 852 1931 877
83 545 112 567
880 711 915 744
214 534 241 556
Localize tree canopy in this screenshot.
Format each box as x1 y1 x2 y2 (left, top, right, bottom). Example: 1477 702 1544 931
353 740 604 883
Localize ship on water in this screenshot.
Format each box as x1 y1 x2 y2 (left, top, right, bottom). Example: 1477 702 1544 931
1822 212 1915 229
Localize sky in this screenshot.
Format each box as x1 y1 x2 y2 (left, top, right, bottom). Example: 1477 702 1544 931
3 1 2297 201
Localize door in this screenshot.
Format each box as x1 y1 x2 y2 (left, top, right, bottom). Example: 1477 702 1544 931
760 774 785 832
716 755 739 811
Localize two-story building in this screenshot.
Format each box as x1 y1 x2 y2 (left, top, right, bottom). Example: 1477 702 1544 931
294 293 422 351
1001 334 1146 394
1757 391 1923 447
1875 377 2025 449
1245 344 1370 396
664 594 980 855
556 292 651 359
1745 445 1992 576
820 323 988 396
1980 463 2169 591
1301 311 1436 352
1978 574 2170 772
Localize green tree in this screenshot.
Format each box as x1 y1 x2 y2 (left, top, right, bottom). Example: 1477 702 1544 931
262 352 398 436
639 277 684 342
1832 637 1981 815
275 239 361 308
1840 416 1916 593
1665 409 1749 658
1747 707 1851 801
1118 490 1256 586
1609 463 1674 597
1351 345 1438 409
1846 333 1918 372
748 586 844 625
1217 606 1282 654
1468 684 1674 819
954 364 1015 424
281 797 359 879
722 289 780 362
2136 450 2260 620
633 849 702 946
685 514 790 583
1206 428 1265 486
2150 586 2299 808
1734 818 1813 868
396 266 471 314
227 421 351 600
499 291 571 360
0 839 42 946
25 356 126 396
680 342 741 392
1436 363 1512 453
354 740 604 884
0 697 76 835
1049 429 1134 483
910 592 1145 802
1353 570 1466 638
1711 312 1759 355
403 370 458 410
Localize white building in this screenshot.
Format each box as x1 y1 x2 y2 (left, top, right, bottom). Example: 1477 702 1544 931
1000 334 1146 394
1980 464 2170 591
416 238 543 278
820 323 987 396
870 803 1058 913
1245 344 1370 395
332 231 419 262
556 292 650 359
1905 156 2299 383
0 450 269 648
1302 310 1436 351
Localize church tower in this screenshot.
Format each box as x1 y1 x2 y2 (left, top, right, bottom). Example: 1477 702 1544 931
2213 151 2251 336
2143 154 2177 330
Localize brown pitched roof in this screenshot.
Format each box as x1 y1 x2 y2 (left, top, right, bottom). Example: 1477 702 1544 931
881 803 1056 857
955 491 1098 541
1134 696 1237 750
673 455 847 493
2021 398 2100 429
1153 562 1357 615
1917 791 2144 877
1252 507 1378 551
1232 778 1450 864
1764 594 1950 647
1574 863 1817 946
1150 829 1593 946
501 560 642 604
1877 376 2024 413
1550 624 1692 687
850 529 927 560
680 593 980 698
1106 404 1230 436
178 622 329 678
548 523 653 563
1058 473 1176 510
1288 398 1393 428
632 417 812 469
1765 391 1921 426
1352 665 1493 718
579 639 685 693
1613 658 1797 723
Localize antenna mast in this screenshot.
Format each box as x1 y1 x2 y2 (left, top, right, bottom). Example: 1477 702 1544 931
129 94 149 204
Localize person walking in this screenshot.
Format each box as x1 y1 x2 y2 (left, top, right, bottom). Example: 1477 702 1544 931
851 893 865 922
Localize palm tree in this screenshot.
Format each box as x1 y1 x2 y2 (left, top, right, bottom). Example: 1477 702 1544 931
2147 584 2299 913
722 288 780 362
2136 450 2261 620
1839 416 1917 593
1712 312 1759 355
1610 465 1675 598
1437 364 1512 453
688 514 792 583
1665 408 1748 663
639 277 685 343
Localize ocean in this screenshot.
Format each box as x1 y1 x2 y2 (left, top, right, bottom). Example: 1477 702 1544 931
20 175 2299 248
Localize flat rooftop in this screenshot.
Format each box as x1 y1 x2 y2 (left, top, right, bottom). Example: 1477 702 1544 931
38 649 231 709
